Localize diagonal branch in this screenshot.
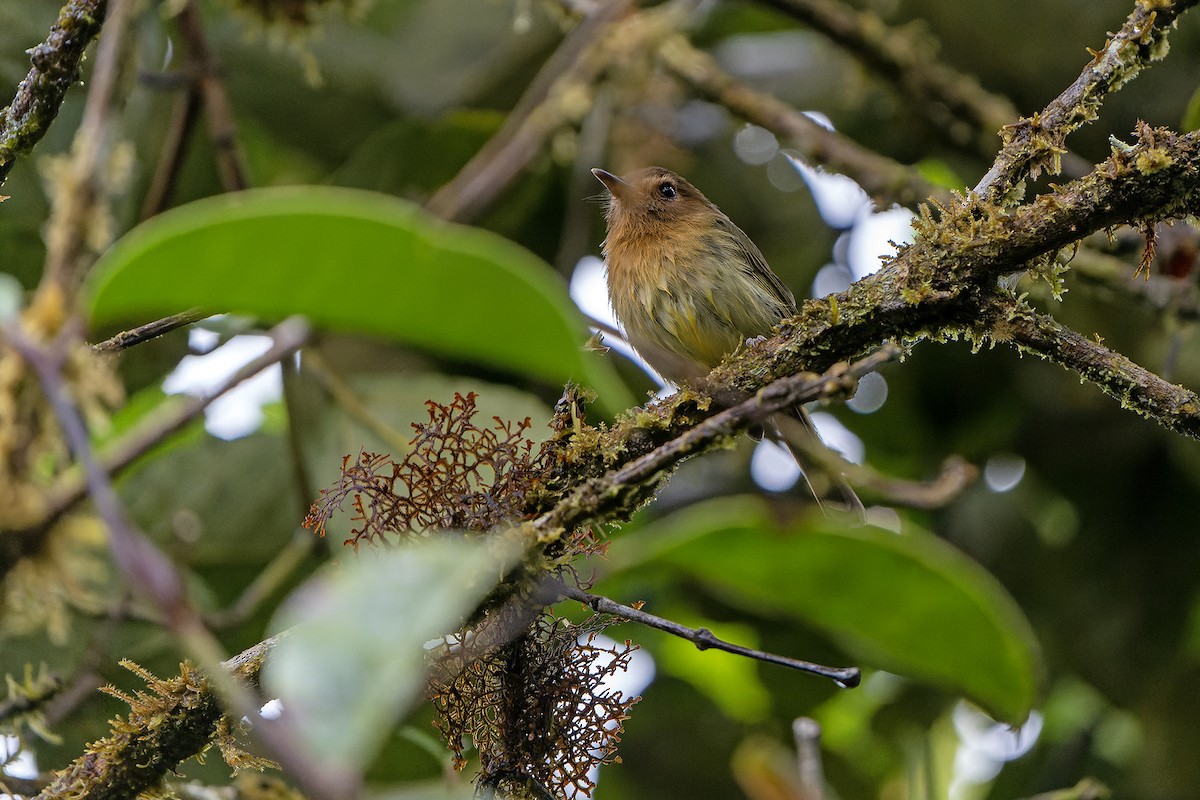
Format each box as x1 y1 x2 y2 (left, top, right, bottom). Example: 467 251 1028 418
530 124 1200 531
657 35 942 208
0 0 108 187
974 0 1199 201
532 347 899 539
425 0 636 222
756 0 1019 156
9 317 311 556
551 581 861 687
983 294 1200 438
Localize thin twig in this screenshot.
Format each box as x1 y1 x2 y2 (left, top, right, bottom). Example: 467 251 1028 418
91 309 209 352
974 0 1199 202
301 346 414 457
27 317 312 538
204 530 317 629
0 0 108 186
789 434 977 509
793 718 827 800
552 582 860 687
757 0 1018 157
138 83 202 220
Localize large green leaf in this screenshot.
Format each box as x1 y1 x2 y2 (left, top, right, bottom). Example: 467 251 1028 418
85 187 633 413
264 536 520 774
626 496 1042 723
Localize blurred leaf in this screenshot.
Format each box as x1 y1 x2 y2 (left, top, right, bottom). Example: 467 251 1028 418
85 187 634 414
637 496 1041 723
263 536 521 773
1183 83 1200 132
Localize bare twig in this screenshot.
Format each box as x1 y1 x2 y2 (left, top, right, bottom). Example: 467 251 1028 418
974 0 1199 202
301 346 414 457
138 84 202 220
792 718 827 800
757 0 1018 157
552 582 860 687
204 530 317 629
657 35 943 208
790 433 978 509
91 309 209 352
0 0 107 186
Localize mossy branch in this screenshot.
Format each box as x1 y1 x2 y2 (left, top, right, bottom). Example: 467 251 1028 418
0 0 108 187
34 638 277 800
975 0 1199 202
984 295 1200 437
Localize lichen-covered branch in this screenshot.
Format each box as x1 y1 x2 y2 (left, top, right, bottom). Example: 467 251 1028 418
657 35 942 208
532 347 898 539
984 295 1200 437
756 0 1019 156
34 639 277 800
974 0 1199 202
0 0 108 187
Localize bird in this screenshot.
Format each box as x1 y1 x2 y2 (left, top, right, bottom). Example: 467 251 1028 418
591 165 863 516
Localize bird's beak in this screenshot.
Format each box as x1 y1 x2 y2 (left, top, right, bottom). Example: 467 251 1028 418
591 168 635 203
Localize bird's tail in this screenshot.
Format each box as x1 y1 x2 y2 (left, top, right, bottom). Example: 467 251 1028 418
770 406 866 521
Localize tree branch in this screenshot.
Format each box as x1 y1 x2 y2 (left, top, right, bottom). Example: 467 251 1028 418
425 0 636 221
756 0 1019 156
10 317 311 557
33 636 280 800
552 582 861 687
0 0 107 187
984 294 1200 438
527 122 1200 540
532 346 899 539
974 0 1199 202
91 308 209 352
657 34 943 208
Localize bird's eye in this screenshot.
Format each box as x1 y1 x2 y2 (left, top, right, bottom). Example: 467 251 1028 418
658 182 677 200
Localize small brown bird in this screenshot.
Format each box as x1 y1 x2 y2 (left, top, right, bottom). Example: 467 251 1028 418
592 166 862 514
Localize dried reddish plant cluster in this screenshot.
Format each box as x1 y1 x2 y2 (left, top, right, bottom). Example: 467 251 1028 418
304 392 547 547
429 612 639 798
306 391 637 798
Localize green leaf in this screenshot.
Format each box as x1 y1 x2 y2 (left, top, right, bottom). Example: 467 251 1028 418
263 536 520 773
85 187 633 414
638 496 1041 723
